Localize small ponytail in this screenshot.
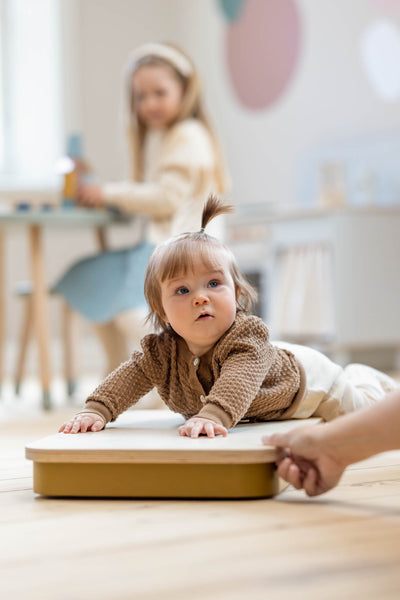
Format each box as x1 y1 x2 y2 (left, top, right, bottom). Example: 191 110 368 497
200 195 234 232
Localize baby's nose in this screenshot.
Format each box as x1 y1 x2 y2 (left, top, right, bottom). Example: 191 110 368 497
193 294 209 306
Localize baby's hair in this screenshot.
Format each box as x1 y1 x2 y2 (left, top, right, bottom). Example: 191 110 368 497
144 195 257 332
200 194 234 231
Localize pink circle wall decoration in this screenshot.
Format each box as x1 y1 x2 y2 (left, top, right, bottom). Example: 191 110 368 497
226 0 301 110
368 0 400 12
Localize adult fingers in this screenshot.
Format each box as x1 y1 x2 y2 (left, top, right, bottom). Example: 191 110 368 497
262 432 289 447
287 463 304 489
303 467 320 496
276 456 292 480
277 457 303 489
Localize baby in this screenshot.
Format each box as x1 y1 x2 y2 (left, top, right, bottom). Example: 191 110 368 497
60 196 397 437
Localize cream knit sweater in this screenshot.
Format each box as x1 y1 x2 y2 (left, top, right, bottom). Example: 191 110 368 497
102 119 223 244
83 313 307 429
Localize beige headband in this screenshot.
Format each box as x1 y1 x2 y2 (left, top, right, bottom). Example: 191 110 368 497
127 43 193 77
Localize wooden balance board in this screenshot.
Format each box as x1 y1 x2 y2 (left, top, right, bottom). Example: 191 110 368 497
26 410 319 499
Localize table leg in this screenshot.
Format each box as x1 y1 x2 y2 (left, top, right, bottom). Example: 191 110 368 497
15 295 34 395
29 225 51 410
0 231 3 394
95 226 108 252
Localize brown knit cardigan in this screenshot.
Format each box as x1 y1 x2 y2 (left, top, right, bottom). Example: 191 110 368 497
83 313 307 429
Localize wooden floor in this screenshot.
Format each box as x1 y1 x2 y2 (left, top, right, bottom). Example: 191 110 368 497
2 383 400 600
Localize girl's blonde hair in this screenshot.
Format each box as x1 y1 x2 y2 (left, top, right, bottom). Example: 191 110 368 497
125 42 228 194
144 195 257 332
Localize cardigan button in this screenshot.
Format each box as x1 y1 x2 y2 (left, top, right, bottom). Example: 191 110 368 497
200 395 205 403
193 358 199 367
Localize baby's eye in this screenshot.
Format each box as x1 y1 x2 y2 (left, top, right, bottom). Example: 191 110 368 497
208 280 219 288
176 286 189 295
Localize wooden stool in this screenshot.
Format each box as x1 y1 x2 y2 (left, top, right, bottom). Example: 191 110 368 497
25 410 320 499
14 280 79 398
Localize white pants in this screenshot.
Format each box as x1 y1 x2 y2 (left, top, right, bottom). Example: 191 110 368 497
274 341 398 421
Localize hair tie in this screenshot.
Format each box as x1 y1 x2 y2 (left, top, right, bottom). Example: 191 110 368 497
199 227 205 233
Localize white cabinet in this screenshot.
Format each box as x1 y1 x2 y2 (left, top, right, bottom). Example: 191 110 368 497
267 208 400 364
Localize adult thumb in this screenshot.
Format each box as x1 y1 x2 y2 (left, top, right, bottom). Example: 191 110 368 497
261 432 288 447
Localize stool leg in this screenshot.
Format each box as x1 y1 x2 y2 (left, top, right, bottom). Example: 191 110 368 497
61 301 79 396
15 297 34 395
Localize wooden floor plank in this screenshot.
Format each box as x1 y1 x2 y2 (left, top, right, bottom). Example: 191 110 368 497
2 404 400 599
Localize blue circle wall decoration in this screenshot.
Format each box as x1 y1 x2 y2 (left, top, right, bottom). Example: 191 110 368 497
217 0 245 23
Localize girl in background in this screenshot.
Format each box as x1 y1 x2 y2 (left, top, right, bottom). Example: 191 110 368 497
55 42 229 374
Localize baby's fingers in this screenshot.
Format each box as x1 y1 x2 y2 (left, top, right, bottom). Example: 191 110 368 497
61 415 88 434
178 425 188 436
190 421 204 438
59 419 75 433
205 422 215 438
71 417 84 434
90 418 104 432
214 424 228 437
79 416 93 433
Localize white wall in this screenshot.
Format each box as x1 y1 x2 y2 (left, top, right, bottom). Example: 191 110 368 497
3 0 400 374
77 0 400 206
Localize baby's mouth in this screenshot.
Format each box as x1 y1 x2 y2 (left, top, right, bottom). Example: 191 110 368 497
196 313 213 321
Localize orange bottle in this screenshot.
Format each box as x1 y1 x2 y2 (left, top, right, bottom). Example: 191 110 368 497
62 134 91 207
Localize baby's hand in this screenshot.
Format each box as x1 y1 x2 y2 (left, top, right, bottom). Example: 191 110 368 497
178 417 228 438
59 412 105 434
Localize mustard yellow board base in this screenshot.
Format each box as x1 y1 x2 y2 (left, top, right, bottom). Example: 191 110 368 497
33 461 286 499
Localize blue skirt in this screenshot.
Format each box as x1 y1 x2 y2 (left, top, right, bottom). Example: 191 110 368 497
54 241 155 323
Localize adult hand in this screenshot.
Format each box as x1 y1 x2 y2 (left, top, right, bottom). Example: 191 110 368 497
262 425 346 496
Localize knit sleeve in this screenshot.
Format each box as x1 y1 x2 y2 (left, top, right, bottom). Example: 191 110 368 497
84 334 168 422
102 120 215 218
196 316 275 428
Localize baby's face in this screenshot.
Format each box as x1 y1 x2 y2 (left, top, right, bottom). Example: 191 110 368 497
160 255 237 357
